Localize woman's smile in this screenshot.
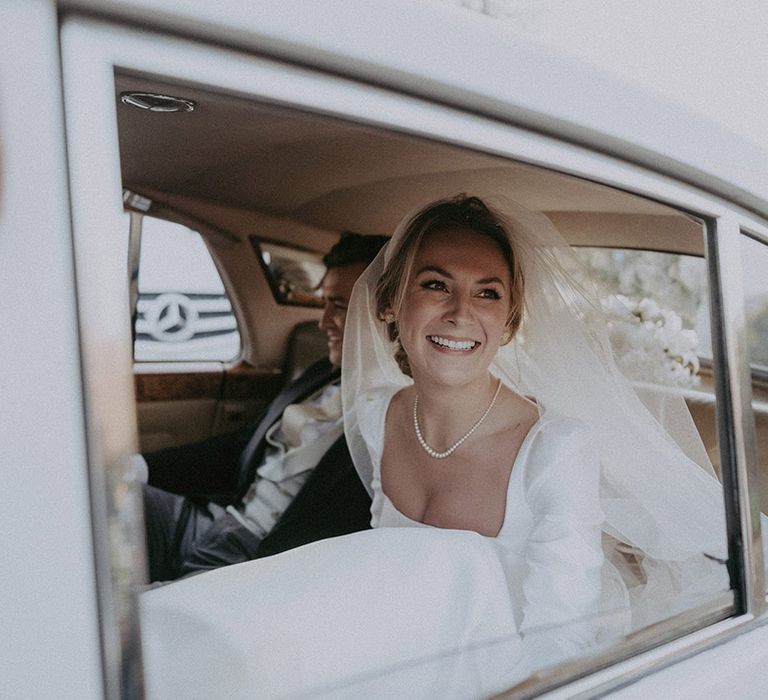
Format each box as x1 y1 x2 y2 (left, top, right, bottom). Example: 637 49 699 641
427 335 480 352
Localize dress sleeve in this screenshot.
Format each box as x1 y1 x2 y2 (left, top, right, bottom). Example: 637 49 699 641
518 417 606 665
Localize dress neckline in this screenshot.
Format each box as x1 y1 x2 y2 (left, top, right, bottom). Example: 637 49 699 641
378 388 545 539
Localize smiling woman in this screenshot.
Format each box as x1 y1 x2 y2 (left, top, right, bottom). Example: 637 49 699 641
396 230 513 381
377 196 523 382
373 197 540 539
344 193 731 657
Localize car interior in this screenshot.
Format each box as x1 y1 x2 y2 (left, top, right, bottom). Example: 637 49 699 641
116 72 768 511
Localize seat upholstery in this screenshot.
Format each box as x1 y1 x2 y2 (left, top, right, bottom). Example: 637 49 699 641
284 320 329 380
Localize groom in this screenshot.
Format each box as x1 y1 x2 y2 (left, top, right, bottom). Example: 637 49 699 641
142 232 387 581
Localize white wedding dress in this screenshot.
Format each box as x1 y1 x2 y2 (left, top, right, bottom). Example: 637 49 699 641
142 529 522 699
363 387 627 652
141 391 624 700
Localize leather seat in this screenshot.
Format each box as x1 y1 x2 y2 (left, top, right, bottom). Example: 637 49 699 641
284 320 329 380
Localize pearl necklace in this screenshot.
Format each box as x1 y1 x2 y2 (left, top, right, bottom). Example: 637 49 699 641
413 378 503 459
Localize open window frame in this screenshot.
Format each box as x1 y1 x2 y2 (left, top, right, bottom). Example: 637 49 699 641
59 16 768 699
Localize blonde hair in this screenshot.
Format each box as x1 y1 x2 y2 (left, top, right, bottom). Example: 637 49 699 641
376 195 525 376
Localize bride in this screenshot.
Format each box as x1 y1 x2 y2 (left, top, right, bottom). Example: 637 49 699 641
343 194 729 627
141 195 730 699
345 196 611 657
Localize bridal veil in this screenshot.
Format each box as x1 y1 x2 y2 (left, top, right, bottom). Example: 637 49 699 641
342 195 730 631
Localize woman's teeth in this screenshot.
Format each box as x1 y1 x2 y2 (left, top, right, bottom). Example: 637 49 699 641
429 335 478 351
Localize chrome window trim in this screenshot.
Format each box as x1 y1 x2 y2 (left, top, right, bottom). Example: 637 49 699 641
540 610 766 699
502 595 735 699
743 226 768 248
126 209 142 354
708 217 766 615
58 16 768 698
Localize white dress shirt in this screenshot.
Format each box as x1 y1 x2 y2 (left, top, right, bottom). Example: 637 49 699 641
227 381 343 538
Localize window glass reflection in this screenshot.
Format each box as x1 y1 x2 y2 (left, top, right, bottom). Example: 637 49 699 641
739 233 768 572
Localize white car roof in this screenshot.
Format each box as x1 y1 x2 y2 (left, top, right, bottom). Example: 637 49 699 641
64 0 768 217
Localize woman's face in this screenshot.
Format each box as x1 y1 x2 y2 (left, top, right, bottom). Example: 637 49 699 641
394 227 512 388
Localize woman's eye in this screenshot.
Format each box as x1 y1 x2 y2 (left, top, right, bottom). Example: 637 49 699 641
421 279 447 291
478 288 501 300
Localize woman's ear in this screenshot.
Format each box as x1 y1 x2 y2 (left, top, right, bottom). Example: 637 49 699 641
381 308 395 324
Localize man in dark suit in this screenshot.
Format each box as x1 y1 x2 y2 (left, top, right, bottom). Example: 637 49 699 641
142 233 387 581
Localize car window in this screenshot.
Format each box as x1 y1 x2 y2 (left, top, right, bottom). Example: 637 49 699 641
116 106 731 693
741 235 768 374
572 247 711 383
740 232 768 572
133 215 241 362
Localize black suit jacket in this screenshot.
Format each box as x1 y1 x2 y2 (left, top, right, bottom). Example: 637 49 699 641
145 358 372 557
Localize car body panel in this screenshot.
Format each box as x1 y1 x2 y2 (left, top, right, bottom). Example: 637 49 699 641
0 2 103 698
3 1 768 698
61 0 768 216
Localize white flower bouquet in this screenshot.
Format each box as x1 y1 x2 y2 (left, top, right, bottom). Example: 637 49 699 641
603 295 700 387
